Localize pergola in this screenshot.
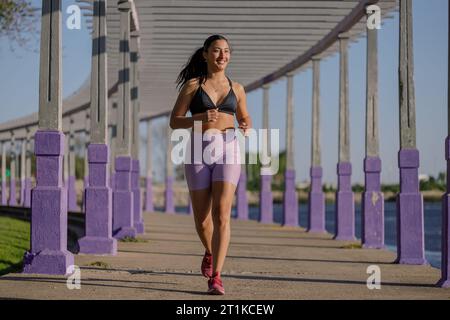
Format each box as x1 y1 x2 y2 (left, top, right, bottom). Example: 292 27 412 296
0 0 398 138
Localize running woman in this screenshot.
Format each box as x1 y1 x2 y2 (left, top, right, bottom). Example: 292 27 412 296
169 34 252 295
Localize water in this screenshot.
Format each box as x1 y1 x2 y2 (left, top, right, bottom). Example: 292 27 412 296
166 201 443 269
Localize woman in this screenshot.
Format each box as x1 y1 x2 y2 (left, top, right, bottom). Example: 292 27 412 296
169 34 252 295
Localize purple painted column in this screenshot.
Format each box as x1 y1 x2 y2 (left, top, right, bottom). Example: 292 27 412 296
259 84 272 224
362 157 384 249
8 177 17 206
395 149 426 264
236 169 248 220
20 179 25 206
110 172 115 190
439 137 450 287
334 162 355 241
145 176 154 212
132 159 144 233
0 179 6 205
9 142 17 206
164 175 175 213
67 175 77 211
23 131 74 275
282 73 298 227
283 169 298 227
308 167 325 233
82 175 88 212
438 4 450 287
113 156 136 238
78 144 117 255
259 174 273 224
23 178 32 208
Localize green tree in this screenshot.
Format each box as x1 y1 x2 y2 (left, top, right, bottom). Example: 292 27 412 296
0 0 38 49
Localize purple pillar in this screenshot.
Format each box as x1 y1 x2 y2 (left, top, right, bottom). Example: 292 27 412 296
23 178 32 208
144 176 154 212
23 130 74 275
78 144 117 255
259 174 273 224
82 175 88 212
438 137 450 287
308 166 326 233
236 171 248 220
112 156 136 239
9 178 17 206
132 159 144 233
110 172 115 190
20 179 25 206
283 169 298 227
67 175 78 212
334 162 355 241
164 175 175 213
362 157 384 249
395 149 427 265
1 179 6 205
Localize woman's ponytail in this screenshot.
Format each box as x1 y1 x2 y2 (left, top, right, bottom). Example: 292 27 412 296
176 47 207 91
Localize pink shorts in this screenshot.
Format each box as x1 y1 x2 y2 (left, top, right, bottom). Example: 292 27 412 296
184 130 241 190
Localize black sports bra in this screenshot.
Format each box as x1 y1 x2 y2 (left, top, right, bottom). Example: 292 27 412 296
189 76 237 115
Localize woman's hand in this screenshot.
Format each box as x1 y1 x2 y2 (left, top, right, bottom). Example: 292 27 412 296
204 108 219 123
238 119 250 137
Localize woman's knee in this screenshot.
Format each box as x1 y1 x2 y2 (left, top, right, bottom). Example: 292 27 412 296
212 204 231 226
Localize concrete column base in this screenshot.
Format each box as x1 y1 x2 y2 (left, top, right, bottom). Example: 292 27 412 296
395 149 427 265
113 156 136 239
1 181 6 205
334 162 356 241
9 178 17 206
164 175 175 214
283 169 298 227
259 173 272 224
67 175 78 211
23 130 74 275
144 176 154 212
308 166 325 233
438 137 450 287
132 160 144 233
362 157 385 249
23 178 32 208
78 144 117 255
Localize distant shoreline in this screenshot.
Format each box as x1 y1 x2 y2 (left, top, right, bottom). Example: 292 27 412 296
146 183 445 207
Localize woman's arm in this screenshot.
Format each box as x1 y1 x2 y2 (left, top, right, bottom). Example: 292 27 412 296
169 79 218 129
235 82 252 136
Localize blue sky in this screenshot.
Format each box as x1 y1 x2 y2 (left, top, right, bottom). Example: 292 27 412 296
0 0 448 185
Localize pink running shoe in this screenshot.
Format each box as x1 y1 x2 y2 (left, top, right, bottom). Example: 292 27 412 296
207 274 225 295
201 251 213 278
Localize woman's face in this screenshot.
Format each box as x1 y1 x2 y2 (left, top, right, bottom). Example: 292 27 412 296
203 39 231 72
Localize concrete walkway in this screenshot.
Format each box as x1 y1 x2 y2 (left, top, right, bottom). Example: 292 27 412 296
0 211 449 300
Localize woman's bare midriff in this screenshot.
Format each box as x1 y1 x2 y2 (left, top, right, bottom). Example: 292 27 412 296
198 111 236 133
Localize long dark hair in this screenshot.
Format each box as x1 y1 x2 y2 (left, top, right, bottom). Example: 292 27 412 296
176 34 231 91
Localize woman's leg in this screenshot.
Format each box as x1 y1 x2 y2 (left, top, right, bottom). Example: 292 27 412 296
210 181 237 274
190 188 213 254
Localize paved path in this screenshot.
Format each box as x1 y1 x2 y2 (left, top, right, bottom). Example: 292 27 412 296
0 211 449 300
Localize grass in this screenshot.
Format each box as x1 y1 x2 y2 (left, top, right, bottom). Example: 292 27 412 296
341 243 363 249
0 216 30 276
119 236 148 243
87 261 111 269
